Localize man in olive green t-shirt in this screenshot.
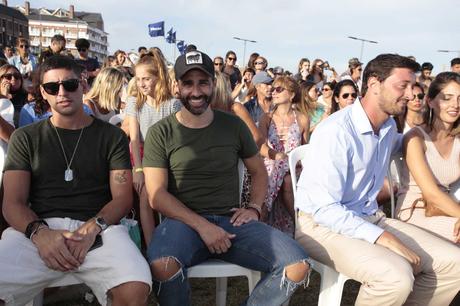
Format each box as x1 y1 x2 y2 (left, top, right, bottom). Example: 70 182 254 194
144 50 310 306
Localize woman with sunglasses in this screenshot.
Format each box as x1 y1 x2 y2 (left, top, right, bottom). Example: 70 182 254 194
213 56 224 73
317 81 335 115
396 72 460 245
223 50 241 90
0 64 29 127
395 83 427 134
259 76 309 235
297 81 325 132
330 79 358 114
254 56 268 74
19 72 93 127
84 67 126 122
126 50 181 246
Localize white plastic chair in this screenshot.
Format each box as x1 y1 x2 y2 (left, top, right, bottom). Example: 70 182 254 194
289 144 352 306
30 159 261 306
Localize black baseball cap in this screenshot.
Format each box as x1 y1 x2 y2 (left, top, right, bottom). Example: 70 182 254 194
174 50 214 80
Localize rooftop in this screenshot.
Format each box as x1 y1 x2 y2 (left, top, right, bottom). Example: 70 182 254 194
15 5 104 31
0 3 28 22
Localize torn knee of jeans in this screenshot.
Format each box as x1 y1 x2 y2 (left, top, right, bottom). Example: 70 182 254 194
280 259 312 295
151 256 184 282
151 256 185 296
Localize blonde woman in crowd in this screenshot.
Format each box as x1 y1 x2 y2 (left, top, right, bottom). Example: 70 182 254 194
211 72 262 147
126 50 182 246
397 72 460 245
84 67 126 122
259 76 309 235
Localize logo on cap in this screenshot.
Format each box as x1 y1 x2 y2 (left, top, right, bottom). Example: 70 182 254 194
186 51 203 65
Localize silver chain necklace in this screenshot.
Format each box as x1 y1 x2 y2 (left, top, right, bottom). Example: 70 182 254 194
51 120 85 182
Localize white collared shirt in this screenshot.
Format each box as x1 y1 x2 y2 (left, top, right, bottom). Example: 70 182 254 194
296 101 399 243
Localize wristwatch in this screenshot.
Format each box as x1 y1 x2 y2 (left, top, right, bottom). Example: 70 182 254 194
95 216 108 232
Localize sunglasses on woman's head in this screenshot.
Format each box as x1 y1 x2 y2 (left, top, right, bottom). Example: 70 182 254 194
342 93 357 99
42 79 80 95
2 73 21 80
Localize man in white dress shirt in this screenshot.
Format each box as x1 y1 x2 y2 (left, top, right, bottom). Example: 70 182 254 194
296 54 460 306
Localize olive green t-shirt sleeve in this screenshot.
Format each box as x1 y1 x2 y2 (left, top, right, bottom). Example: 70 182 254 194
143 123 168 168
4 129 32 172
238 118 258 159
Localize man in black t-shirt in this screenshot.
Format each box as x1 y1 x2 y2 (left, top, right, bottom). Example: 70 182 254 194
0 56 150 305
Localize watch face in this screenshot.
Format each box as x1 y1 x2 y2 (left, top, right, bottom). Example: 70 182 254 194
96 217 108 230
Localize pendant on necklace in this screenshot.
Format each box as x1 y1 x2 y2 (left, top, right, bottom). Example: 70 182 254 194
65 169 73 182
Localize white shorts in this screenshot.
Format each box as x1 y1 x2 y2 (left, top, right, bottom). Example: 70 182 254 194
0 217 152 306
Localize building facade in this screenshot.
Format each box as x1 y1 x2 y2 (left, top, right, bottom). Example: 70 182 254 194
0 0 29 49
15 2 108 62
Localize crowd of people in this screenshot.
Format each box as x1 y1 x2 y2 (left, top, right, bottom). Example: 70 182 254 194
0 34 459 306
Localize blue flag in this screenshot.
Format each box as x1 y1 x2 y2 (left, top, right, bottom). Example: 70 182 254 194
166 28 176 43
148 21 164 37
177 40 186 54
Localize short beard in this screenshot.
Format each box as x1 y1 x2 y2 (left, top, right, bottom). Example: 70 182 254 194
181 95 211 115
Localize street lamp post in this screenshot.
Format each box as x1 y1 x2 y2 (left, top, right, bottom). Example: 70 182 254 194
348 36 378 61
437 49 460 58
233 36 256 68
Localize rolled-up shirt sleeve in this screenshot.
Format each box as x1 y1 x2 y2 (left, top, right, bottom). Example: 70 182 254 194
296 126 384 244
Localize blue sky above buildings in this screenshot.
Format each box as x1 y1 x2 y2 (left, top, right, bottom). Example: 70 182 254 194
8 0 460 74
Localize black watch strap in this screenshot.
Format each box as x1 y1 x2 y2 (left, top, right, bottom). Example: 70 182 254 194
25 219 49 239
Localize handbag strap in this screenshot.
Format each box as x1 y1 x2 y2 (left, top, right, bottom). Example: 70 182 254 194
398 197 426 222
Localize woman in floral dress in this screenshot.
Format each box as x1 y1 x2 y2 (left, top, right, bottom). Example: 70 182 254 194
258 76 309 235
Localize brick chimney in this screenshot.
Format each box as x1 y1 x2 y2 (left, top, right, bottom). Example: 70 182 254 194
24 1 30 15
69 5 74 19
2 0 8 7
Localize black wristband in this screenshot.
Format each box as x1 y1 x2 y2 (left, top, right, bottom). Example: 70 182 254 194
25 219 49 239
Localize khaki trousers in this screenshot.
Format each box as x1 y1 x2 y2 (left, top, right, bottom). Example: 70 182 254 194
296 210 460 306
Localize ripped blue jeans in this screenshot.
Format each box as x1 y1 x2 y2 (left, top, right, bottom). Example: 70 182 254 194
147 215 310 306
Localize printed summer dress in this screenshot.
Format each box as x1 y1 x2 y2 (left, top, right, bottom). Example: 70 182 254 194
264 111 302 235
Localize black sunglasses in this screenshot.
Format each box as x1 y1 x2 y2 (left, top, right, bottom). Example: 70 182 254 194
19 44 29 49
227 57 236 61
214 62 223 66
42 79 80 95
77 48 87 52
255 61 265 65
413 93 425 100
341 93 357 99
2 73 21 80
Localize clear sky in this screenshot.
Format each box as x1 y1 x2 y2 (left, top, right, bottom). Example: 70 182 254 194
7 0 460 74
